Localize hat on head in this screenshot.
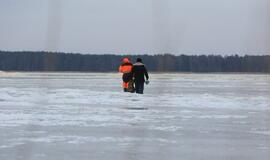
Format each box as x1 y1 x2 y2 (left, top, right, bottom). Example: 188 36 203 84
136 58 142 62
122 58 130 63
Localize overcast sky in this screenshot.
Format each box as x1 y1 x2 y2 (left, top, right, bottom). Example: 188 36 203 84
0 0 269 55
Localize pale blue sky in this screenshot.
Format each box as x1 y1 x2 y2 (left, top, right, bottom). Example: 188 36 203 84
0 0 269 55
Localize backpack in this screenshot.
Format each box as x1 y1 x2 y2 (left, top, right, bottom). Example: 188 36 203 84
127 80 135 93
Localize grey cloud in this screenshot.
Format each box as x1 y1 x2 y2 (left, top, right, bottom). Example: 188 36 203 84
0 0 269 55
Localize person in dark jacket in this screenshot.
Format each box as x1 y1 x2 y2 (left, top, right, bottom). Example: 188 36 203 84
132 58 149 94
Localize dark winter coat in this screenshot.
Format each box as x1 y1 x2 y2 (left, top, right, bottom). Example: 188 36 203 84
132 62 149 83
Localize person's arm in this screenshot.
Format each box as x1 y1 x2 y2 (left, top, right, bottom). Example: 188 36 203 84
119 65 123 73
131 66 135 78
144 66 149 80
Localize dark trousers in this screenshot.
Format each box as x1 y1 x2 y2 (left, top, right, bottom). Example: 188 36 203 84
135 82 144 94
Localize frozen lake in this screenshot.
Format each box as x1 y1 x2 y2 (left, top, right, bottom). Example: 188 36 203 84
0 72 270 160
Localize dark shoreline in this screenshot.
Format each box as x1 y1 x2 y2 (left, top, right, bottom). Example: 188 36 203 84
1 71 269 75
1 51 270 73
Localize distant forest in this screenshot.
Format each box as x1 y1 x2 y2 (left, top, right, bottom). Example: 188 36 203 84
0 51 270 73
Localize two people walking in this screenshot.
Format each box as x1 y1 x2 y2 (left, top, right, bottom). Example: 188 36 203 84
119 58 149 94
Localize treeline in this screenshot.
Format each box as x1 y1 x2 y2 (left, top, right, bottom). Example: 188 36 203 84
0 51 270 72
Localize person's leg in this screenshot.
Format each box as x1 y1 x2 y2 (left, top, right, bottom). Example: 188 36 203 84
135 81 140 93
139 83 144 94
135 82 144 94
123 82 128 92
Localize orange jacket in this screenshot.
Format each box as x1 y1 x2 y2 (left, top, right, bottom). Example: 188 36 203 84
119 58 133 73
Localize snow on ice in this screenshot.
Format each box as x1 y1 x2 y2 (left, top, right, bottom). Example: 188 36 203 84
0 73 270 160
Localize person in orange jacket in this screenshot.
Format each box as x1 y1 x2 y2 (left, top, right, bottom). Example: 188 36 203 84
119 58 133 92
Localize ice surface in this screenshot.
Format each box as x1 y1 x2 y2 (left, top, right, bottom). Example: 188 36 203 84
0 73 270 160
